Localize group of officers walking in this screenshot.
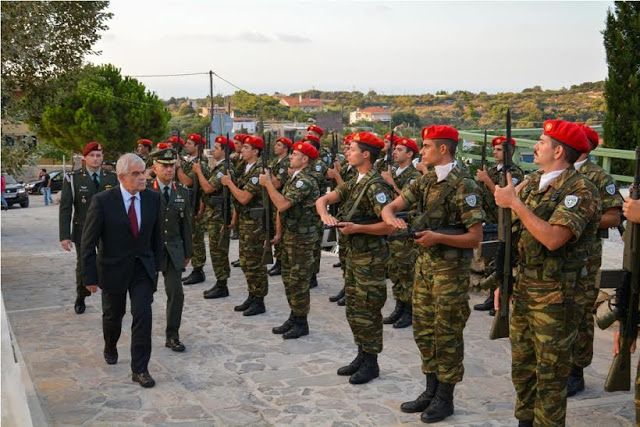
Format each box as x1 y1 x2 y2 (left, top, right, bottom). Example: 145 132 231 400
58 120 640 425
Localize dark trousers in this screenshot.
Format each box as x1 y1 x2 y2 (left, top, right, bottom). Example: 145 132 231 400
74 239 91 299
102 259 153 374
162 258 183 341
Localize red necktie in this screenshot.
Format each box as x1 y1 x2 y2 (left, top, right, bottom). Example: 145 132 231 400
128 196 138 239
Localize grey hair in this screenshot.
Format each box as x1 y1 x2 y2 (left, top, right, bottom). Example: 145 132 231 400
116 153 145 177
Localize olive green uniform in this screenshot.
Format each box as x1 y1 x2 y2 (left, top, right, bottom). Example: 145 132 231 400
270 155 290 261
181 156 210 271
59 168 118 299
479 163 525 224
309 158 329 277
511 169 600 425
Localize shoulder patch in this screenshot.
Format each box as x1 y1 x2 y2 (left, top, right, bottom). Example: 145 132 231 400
410 179 416 185
605 183 616 195
216 171 224 179
564 194 579 208
251 177 259 185
375 192 387 204
279 168 285 175
465 194 477 207
315 165 322 172
511 177 519 185
295 180 304 189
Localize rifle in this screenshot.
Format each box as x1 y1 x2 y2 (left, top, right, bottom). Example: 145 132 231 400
595 146 640 392
192 132 202 224
327 132 340 242
488 109 514 340
218 132 232 247
386 129 394 170
481 129 488 170
261 133 274 265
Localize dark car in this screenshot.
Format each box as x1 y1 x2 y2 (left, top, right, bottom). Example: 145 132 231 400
25 170 65 194
2 174 29 208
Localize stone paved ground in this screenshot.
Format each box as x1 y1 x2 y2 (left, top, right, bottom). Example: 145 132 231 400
1 195 636 426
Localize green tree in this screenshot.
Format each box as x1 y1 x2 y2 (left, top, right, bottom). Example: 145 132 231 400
392 111 421 128
39 64 170 159
1 1 112 122
603 1 640 175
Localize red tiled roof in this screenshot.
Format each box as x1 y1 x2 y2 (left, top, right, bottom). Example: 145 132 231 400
359 106 389 114
281 97 325 107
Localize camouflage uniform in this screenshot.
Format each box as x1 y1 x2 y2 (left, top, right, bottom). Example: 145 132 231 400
572 160 623 368
280 167 321 315
270 155 290 262
231 153 246 173
181 156 210 271
479 163 525 224
387 165 422 304
511 169 600 425
374 156 395 174
204 160 236 282
309 158 329 277
337 160 359 271
400 163 485 383
334 169 393 354
59 168 118 300
318 147 333 168
234 162 269 298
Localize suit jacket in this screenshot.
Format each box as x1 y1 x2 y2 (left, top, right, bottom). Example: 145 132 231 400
59 168 119 243
81 185 162 294
147 179 193 271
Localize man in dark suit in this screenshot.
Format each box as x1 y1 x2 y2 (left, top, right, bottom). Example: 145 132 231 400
82 153 162 388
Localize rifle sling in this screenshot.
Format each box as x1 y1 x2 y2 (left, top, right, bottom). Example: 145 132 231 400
343 175 385 223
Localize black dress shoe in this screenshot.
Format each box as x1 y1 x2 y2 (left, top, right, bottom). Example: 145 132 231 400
74 298 86 314
132 371 155 388
103 349 118 365
165 339 186 352
183 269 205 285
231 259 241 267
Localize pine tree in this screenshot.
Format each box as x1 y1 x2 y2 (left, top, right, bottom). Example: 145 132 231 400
602 2 640 175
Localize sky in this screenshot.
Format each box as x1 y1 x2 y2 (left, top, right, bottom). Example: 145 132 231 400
88 0 613 99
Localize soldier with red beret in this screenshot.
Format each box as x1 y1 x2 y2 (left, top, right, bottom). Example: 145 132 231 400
493 119 600 425
59 141 118 314
136 139 153 161
316 131 396 385
375 132 400 173
382 125 486 423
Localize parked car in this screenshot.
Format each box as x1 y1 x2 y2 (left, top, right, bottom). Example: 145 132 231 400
2 173 29 208
25 170 65 194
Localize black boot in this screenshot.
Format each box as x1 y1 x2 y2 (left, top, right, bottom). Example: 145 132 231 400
268 260 281 276
272 313 293 334
203 280 229 299
183 268 205 285
473 290 494 311
383 300 404 324
517 421 533 427
337 347 364 376
234 294 253 312
401 373 438 413
283 316 309 339
349 351 379 384
231 259 241 267
243 296 266 316
337 297 345 306
421 382 454 423
567 365 585 397
333 261 342 268
309 273 318 289
393 302 412 329
329 287 345 303
230 229 238 240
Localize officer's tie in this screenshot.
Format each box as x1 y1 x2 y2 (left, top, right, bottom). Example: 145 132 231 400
92 173 99 189
163 186 170 204
128 196 138 239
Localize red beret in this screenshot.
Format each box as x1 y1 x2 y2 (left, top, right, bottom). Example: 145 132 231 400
187 134 204 146
543 120 590 153
491 136 516 147
244 135 264 150
421 125 459 143
156 142 169 150
383 132 401 143
293 142 319 160
215 135 236 151
344 134 355 145
137 139 152 147
394 137 419 153
302 134 320 144
351 132 384 149
307 125 324 137
233 134 248 143
577 124 599 150
82 141 103 156
167 136 184 146
276 137 293 147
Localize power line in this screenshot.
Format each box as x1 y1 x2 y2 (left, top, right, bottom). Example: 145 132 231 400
128 72 208 78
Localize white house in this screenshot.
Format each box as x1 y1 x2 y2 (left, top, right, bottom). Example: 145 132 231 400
349 106 392 124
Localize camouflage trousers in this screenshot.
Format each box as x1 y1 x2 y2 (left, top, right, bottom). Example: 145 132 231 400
344 246 389 354
388 239 417 304
238 216 268 298
191 213 208 269
413 255 471 384
281 230 316 316
511 276 580 425
313 220 323 275
572 269 598 368
207 210 230 281
338 233 347 276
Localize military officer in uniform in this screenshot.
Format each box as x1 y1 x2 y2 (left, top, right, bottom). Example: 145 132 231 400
494 120 600 426
474 136 525 315
260 142 321 339
267 136 292 277
176 133 210 285
148 144 192 352
59 141 118 314
316 132 396 385
221 135 269 316
382 125 485 423
380 137 422 329
567 124 624 396
192 135 236 299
